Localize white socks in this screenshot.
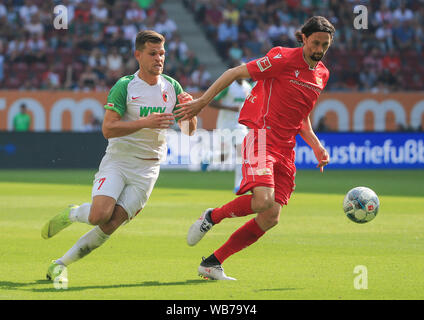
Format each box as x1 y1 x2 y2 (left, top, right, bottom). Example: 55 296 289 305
69 203 92 225
56 226 110 266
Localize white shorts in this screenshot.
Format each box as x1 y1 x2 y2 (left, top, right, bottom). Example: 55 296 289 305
92 153 160 221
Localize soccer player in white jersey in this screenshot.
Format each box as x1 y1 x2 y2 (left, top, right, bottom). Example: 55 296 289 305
41 30 197 284
209 67 251 193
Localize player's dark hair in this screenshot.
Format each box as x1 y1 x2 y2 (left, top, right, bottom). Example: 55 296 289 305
135 30 165 51
295 16 335 44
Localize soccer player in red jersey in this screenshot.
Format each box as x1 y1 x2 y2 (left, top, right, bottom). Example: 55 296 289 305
175 16 335 280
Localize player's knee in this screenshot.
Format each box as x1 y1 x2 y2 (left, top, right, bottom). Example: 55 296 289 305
257 206 280 230
89 204 114 225
252 196 274 212
88 213 109 226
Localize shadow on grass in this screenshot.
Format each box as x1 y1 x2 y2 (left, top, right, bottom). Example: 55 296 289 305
0 279 208 293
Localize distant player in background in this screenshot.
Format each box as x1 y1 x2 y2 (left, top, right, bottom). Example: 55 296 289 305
13 103 31 132
176 16 334 280
41 30 197 284
209 62 251 193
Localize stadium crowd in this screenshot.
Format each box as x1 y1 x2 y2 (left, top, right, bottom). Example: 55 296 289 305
0 0 207 92
183 0 424 92
0 0 423 92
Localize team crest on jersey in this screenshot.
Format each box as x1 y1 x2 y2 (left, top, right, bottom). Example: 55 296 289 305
162 92 168 102
257 56 272 72
316 76 322 86
295 70 300 78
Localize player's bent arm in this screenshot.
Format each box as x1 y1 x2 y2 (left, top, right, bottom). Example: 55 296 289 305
299 116 323 151
102 109 174 139
299 116 330 171
199 65 250 106
178 116 197 136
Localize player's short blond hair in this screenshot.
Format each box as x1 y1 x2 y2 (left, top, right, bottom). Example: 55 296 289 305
135 30 165 51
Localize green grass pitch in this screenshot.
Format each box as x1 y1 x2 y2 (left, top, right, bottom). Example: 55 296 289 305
0 169 423 300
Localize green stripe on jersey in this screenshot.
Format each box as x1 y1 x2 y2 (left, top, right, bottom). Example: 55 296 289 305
104 75 135 117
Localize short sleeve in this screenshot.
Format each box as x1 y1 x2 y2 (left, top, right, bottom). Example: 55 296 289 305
104 77 131 117
246 46 287 81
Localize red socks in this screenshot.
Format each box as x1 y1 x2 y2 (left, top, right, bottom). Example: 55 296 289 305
210 195 254 224
214 218 265 263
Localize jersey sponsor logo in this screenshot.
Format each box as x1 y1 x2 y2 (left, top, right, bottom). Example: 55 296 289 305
273 53 282 59
246 93 257 103
255 167 272 176
289 79 322 94
139 106 167 117
131 96 142 100
257 56 272 72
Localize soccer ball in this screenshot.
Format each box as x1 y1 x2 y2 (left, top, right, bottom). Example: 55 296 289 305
343 187 380 223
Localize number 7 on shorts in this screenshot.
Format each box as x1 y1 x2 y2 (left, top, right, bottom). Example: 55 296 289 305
97 177 106 190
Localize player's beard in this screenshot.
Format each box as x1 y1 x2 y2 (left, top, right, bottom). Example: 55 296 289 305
310 52 324 61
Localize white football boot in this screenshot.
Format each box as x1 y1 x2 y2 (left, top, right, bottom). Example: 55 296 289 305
187 208 214 246
198 257 236 280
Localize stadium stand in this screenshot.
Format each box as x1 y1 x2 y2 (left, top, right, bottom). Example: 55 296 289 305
0 0 204 91
0 0 423 92
182 0 424 92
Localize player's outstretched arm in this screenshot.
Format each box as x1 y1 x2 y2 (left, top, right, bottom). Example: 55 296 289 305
176 92 197 136
174 65 250 121
299 116 329 172
102 109 175 139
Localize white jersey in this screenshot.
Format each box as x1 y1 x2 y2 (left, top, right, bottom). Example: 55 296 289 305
104 70 183 160
215 80 252 130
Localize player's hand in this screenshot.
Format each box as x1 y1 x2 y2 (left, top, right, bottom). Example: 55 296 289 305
142 112 175 129
177 92 194 104
313 146 330 172
174 98 207 121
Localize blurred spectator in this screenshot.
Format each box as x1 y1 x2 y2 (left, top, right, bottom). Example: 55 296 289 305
191 64 211 90
106 47 124 80
204 1 223 38
126 1 147 22
79 65 99 91
168 34 189 61
222 3 240 25
382 49 401 75
13 104 31 132
24 13 44 36
154 12 177 40
19 0 38 24
42 65 60 90
216 19 238 58
91 1 109 23
228 42 243 62
393 2 414 22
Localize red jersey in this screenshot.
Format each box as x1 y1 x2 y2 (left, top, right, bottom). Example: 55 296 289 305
240 46 330 148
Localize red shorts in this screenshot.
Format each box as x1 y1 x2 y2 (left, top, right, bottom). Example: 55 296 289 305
236 130 296 206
